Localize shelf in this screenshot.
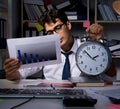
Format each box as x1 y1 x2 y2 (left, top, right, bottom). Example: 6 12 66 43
21 0 90 37
20 0 120 40
70 20 89 23
95 0 120 23
95 21 120 23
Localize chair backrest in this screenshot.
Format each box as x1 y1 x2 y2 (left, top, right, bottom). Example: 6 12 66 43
113 58 120 80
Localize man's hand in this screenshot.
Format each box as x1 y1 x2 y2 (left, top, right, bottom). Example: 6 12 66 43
3 58 22 81
86 23 104 40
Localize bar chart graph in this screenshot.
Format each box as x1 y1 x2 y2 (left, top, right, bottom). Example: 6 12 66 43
16 42 56 65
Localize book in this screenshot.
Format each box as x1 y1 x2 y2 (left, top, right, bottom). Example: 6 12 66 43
23 27 43 37
24 0 44 5
67 15 77 20
51 0 71 10
104 4 117 21
65 11 78 20
23 1 46 21
23 79 73 88
108 39 120 58
24 21 39 28
97 3 108 20
69 76 105 87
113 80 120 85
109 44 120 52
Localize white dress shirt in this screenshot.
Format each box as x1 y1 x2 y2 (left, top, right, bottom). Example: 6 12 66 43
19 37 82 80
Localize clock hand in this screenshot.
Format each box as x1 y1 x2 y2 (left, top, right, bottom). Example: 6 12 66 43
84 50 97 61
92 55 99 61
84 50 93 59
93 55 99 59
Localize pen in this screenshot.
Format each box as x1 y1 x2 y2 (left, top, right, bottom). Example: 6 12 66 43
50 84 55 90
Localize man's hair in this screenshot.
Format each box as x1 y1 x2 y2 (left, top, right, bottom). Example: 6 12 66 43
39 9 69 28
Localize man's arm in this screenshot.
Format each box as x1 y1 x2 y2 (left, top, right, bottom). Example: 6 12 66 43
86 23 116 77
86 23 104 41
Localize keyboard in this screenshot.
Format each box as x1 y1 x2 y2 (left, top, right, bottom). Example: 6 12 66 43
0 88 85 98
0 88 97 106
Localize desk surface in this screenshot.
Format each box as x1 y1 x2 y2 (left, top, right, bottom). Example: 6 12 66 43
0 79 119 109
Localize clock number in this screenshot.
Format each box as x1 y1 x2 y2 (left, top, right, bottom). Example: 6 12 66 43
79 55 82 58
96 67 98 72
92 45 95 49
85 65 87 68
80 61 83 64
98 47 101 51
101 52 105 56
103 58 106 62
87 46 90 50
83 50 86 54
100 64 103 67
90 68 92 72
83 65 87 70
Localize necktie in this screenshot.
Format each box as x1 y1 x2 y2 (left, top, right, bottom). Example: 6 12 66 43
62 51 72 80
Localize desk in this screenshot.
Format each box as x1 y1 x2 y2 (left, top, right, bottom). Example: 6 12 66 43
0 79 119 109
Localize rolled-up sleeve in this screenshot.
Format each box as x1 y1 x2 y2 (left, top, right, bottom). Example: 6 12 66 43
18 66 42 79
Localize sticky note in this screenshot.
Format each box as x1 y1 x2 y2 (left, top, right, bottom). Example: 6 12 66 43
0 99 3 102
83 20 90 28
35 24 43 32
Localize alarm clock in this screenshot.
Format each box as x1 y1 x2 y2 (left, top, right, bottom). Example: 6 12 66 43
76 37 112 76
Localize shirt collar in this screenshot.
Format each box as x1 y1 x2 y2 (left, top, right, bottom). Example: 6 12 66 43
61 37 78 54
71 38 78 54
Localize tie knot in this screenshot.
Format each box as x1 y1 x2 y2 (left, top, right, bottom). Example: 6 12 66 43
61 51 73 57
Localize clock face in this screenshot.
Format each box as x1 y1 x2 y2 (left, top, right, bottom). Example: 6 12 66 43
76 41 112 76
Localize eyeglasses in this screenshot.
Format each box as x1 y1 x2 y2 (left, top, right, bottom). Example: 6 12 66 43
46 23 64 35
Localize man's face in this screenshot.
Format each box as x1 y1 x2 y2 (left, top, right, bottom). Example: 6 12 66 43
44 19 72 51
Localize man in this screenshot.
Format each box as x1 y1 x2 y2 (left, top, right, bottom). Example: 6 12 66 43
3 9 114 81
